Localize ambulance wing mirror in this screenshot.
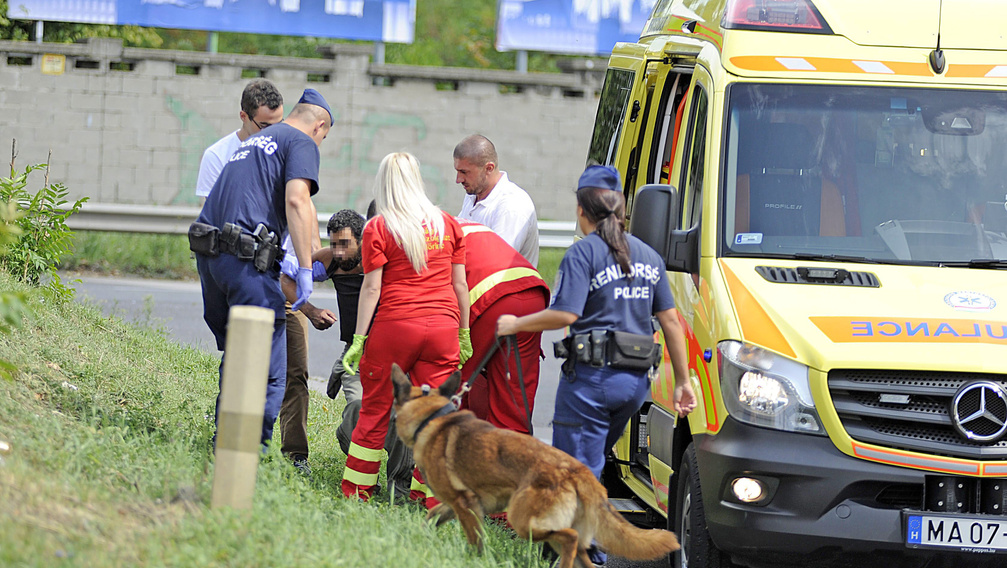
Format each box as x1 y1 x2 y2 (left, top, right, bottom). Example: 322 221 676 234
629 184 699 274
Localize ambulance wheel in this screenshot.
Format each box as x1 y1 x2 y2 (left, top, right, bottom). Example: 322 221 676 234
671 443 731 568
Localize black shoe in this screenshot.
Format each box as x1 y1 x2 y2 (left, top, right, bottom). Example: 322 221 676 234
388 478 412 505
290 456 311 477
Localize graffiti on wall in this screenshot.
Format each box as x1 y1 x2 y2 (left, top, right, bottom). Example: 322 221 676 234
166 95 449 212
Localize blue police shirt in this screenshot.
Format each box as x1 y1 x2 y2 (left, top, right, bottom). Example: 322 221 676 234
198 123 320 238
549 232 675 336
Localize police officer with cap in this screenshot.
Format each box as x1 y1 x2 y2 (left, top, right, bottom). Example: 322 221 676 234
190 88 333 449
496 164 697 566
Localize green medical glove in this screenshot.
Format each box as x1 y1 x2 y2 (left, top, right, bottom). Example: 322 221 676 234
342 334 367 375
459 328 473 366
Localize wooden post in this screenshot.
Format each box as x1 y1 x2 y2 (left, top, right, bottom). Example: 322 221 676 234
211 305 274 510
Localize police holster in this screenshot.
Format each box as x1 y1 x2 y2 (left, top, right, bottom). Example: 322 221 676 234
188 222 219 257
188 222 283 273
553 330 660 373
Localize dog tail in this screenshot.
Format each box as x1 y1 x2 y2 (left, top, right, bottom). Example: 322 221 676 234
593 500 680 561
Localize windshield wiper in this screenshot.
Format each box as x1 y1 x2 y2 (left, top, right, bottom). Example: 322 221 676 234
792 253 881 264
939 259 1007 269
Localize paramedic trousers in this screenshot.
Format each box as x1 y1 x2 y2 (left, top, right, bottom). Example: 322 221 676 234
341 314 460 501
459 288 547 434
197 254 287 448
279 305 310 460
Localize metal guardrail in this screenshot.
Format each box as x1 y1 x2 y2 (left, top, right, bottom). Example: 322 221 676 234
65 202 577 249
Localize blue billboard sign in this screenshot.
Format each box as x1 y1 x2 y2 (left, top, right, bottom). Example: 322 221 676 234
496 0 655 56
7 0 415 43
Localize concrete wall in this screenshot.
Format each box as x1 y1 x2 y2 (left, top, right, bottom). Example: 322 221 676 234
0 38 606 222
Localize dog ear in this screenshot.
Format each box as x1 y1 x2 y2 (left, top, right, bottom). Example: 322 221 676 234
390 363 413 405
438 370 462 399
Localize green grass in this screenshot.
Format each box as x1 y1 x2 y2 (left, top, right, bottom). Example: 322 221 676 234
58 231 567 290
537 247 564 290
60 231 199 280
0 271 550 567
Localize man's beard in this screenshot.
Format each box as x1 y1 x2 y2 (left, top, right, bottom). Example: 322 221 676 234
336 254 361 271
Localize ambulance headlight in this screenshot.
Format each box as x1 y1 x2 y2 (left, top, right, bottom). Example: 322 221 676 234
718 341 825 435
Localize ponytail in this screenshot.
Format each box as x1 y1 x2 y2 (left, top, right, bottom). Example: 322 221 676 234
576 187 631 276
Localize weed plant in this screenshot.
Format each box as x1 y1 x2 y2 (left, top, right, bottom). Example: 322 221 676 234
0 272 549 567
0 150 87 300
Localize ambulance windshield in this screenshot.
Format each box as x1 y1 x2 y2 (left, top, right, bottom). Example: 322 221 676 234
723 84 1007 265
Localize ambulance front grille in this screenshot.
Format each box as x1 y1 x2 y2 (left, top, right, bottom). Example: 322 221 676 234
828 369 1007 460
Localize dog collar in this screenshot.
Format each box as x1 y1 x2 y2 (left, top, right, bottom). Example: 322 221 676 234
413 402 456 439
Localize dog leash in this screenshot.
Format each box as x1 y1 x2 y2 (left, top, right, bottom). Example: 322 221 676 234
502 335 534 436
451 335 533 436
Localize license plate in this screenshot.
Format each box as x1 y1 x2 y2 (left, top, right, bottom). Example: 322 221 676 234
906 512 1007 553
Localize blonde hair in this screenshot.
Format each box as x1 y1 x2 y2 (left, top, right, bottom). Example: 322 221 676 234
373 152 445 273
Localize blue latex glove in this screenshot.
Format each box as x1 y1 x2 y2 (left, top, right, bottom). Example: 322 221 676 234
342 334 367 375
292 266 313 310
311 260 327 281
279 255 299 279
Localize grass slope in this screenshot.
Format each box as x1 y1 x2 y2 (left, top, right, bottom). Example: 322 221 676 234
0 272 548 567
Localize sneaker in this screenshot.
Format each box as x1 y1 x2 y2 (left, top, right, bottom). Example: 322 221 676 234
291 456 311 477
586 544 606 566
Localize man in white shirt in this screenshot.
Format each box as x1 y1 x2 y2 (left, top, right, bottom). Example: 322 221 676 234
454 134 539 267
194 79 285 205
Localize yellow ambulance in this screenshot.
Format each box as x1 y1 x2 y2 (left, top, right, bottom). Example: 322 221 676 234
594 0 1007 566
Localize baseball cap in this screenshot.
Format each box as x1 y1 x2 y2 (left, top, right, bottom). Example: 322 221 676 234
577 165 621 192
298 88 333 126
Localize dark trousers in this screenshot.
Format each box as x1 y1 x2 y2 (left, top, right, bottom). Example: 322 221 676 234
336 399 414 491
197 254 287 447
279 305 310 459
552 363 650 479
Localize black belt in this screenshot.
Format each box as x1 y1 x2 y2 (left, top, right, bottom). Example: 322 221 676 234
188 221 283 272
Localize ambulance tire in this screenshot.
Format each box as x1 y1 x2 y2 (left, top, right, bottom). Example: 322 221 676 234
671 443 732 568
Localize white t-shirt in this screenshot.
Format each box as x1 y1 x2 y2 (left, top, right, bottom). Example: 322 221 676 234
194 131 241 198
458 171 539 267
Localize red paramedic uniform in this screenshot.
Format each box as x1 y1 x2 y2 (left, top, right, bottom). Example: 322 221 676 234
341 212 465 501
458 220 549 434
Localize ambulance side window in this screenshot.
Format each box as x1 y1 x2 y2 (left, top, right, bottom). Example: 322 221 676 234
680 86 709 230
650 71 692 185
588 69 635 166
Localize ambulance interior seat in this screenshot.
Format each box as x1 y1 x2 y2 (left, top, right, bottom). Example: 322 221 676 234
734 122 846 238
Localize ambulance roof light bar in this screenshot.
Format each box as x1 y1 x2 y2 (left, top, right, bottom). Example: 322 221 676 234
723 0 833 34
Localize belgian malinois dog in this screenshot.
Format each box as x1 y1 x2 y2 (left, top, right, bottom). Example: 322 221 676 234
390 364 679 568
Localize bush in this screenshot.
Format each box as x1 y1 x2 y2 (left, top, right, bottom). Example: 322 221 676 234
0 145 87 301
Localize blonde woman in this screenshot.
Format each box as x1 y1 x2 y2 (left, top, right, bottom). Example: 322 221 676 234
340 152 471 503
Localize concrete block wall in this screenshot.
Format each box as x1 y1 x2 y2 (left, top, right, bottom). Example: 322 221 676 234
0 38 604 222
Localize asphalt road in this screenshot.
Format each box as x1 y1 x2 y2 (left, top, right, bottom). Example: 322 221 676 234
67 273 670 568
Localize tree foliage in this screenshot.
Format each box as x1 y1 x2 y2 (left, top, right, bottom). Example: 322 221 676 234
1 0 561 72
1 0 162 46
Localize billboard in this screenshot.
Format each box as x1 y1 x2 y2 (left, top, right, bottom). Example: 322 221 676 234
6 0 415 43
496 0 655 56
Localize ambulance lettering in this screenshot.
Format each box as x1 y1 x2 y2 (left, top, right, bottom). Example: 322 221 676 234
814 317 1007 344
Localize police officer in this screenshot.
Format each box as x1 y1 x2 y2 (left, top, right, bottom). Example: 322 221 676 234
191 88 333 449
496 165 697 566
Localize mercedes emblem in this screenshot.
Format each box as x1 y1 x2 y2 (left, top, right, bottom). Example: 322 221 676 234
951 381 1007 443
